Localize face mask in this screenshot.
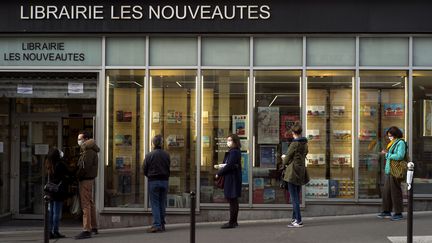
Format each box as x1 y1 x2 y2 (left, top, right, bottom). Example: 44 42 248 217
78 140 84 146
227 141 233 148
388 136 394 141
59 151 64 158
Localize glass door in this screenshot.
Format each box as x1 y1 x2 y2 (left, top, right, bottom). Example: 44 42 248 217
16 119 61 217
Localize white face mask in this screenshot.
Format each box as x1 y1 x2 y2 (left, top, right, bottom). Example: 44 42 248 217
59 150 64 158
78 140 84 146
227 141 233 148
388 136 394 141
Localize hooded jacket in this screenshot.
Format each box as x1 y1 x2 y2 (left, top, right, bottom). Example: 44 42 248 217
77 139 100 181
282 137 310 186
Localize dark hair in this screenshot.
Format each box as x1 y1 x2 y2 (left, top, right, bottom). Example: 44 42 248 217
386 126 403 139
291 123 303 135
228 134 241 149
45 147 60 176
152 134 163 148
79 130 91 140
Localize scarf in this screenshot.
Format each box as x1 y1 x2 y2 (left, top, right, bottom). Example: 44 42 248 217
386 139 396 151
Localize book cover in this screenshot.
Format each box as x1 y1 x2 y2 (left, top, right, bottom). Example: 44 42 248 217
171 153 180 171
253 189 264 204
241 153 249 184
167 110 176 123
115 156 124 169
202 135 210 148
263 188 276 203
152 112 160 123
280 115 300 139
257 107 280 144
116 110 124 122
232 115 247 137
332 105 345 117
253 178 265 189
259 145 276 168
328 180 339 198
123 111 132 122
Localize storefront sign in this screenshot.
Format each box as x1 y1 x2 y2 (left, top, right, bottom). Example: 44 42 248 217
0 0 430 33
0 38 101 66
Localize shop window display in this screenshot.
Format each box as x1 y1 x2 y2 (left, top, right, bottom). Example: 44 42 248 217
253 71 301 204
201 70 249 204
359 70 406 199
150 70 196 208
306 70 354 199
411 71 432 195
105 70 145 208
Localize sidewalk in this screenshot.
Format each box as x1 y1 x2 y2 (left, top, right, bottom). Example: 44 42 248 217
1 212 432 243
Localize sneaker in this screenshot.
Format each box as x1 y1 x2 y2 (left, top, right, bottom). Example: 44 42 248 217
287 221 303 228
391 214 403 221
220 223 235 229
377 212 392 219
91 228 99 234
74 231 92 240
53 232 66 238
146 226 162 233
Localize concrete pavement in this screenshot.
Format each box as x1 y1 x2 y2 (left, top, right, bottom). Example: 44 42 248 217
1 212 431 243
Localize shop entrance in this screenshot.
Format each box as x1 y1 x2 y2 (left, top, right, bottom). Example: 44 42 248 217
0 72 98 219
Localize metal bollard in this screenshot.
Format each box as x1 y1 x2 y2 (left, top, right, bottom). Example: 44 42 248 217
190 191 196 243
406 162 414 243
43 194 50 243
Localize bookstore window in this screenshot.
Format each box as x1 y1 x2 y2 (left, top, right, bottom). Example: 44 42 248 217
411 71 432 195
201 70 249 204
0 97 10 214
150 70 197 209
359 70 406 199
105 70 145 208
306 70 354 199
253 70 301 204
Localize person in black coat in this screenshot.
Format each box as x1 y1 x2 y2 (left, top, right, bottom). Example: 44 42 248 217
144 134 171 233
44 147 69 239
216 134 242 229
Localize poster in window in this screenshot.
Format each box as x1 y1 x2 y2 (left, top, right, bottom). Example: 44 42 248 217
241 153 249 184
280 115 300 139
259 145 277 169
423 100 432 136
257 107 279 144
232 115 247 138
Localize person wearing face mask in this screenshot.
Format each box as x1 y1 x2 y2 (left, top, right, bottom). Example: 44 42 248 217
377 126 406 221
215 134 242 229
44 147 69 239
75 131 100 240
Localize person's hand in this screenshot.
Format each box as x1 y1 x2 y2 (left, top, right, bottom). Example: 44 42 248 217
215 174 219 178
380 149 387 155
281 154 286 159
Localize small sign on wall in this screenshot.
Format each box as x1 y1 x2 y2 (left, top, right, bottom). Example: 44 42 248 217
34 144 49 155
68 82 84 94
17 84 33 94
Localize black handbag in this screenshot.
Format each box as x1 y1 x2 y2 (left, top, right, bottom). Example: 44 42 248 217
44 176 62 193
279 166 289 190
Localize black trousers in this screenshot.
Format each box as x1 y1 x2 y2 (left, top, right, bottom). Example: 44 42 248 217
382 175 403 214
228 198 239 224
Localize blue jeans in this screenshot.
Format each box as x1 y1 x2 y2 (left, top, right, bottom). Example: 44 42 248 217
148 180 168 229
49 200 63 233
288 183 301 223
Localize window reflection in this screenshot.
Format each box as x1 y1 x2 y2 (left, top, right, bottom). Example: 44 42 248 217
150 70 196 208
201 70 249 204
359 70 406 199
306 70 354 199
253 70 301 204
105 70 145 208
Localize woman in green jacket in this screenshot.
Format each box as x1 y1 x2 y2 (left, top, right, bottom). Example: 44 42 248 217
377 126 406 221
282 124 309 228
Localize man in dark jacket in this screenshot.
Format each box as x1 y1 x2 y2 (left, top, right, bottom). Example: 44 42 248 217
144 134 170 233
75 131 100 240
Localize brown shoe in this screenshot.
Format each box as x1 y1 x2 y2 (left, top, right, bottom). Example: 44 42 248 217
146 227 162 233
